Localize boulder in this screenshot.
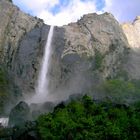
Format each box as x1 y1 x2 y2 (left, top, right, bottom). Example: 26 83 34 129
9 101 30 126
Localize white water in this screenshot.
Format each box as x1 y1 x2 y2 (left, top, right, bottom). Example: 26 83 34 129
0 117 9 127
36 26 54 95
29 26 54 103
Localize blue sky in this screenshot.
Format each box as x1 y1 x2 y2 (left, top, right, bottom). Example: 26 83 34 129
12 0 140 26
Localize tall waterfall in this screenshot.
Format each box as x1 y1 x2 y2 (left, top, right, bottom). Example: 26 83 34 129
29 26 54 103
36 26 54 95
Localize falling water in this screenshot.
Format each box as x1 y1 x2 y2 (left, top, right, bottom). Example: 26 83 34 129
29 26 54 103
36 26 54 95
0 117 9 127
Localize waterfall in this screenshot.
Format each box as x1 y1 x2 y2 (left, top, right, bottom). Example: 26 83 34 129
36 26 54 95
0 117 9 127
29 26 54 103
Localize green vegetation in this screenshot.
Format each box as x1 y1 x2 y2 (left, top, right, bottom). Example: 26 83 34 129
0 68 9 113
37 95 140 140
99 79 140 103
0 68 8 86
94 51 104 70
103 79 136 95
115 69 129 80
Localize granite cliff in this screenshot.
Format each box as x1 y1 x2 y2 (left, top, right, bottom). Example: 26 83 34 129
49 13 129 101
0 0 140 113
122 17 140 79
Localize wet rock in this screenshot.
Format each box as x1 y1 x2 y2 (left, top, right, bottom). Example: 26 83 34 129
11 25 50 93
9 101 30 127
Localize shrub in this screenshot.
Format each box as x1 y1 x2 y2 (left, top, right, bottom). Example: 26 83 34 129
99 79 140 103
37 95 140 140
0 68 9 114
94 51 104 69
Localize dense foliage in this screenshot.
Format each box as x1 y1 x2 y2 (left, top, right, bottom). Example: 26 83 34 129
37 95 140 140
100 79 140 103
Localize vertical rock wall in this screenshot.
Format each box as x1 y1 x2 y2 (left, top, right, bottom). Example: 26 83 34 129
122 16 140 79
0 0 135 103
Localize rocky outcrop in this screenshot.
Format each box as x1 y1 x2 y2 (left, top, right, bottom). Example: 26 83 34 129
122 17 140 79
122 16 140 49
9 101 30 126
0 0 44 99
0 0 43 65
63 13 128 78
48 13 129 101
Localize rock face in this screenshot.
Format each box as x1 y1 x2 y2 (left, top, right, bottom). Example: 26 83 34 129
48 13 129 101
12 25 51 92
0 0 139 106
0 0 43 94
122 17 140 79
64 13 128 79
0 0 43 64
122 16 140 49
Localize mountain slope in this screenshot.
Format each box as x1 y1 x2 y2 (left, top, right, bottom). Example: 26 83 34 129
0 0 140 110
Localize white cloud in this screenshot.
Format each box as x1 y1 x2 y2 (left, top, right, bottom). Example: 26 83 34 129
13 0 97 26
104 0 140 22
38 0 97 26
13 0 140 25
